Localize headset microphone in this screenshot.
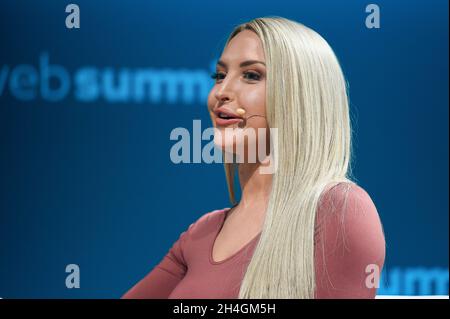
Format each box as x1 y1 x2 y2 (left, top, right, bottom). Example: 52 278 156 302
236 108 266 128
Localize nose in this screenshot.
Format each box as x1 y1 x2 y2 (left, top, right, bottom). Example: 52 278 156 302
215 91 231 104
214 79 235 104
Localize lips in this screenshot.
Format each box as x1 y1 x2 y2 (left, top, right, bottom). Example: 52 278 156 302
214 107 244 127
215 117 243 126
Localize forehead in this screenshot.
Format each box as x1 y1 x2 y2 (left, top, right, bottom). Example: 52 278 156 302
220 30 265 63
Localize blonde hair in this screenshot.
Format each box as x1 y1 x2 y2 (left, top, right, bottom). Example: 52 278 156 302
221 17 357 298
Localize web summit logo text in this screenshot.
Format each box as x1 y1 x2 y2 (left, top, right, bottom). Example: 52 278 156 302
0 52 213 104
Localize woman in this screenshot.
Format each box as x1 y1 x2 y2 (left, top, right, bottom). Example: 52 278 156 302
122 16 385 299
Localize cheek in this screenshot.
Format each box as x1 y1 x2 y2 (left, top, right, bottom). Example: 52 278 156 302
241 86 266 116
207 89 216 110
207 90 217 122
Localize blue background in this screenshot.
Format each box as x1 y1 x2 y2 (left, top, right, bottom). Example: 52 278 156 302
0 0 448 298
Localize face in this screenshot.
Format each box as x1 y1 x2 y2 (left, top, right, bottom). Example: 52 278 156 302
207 30 269 163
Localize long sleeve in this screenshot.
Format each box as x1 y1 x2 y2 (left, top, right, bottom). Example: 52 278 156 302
121 224 192 299
314 183 386 298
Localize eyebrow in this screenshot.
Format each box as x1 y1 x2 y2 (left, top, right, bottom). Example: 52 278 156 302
217 59 266 68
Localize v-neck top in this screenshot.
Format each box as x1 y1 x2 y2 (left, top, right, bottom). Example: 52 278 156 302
121 183 386 299
209 205 262 266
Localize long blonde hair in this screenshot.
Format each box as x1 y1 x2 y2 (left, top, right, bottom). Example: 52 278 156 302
221 17 357 298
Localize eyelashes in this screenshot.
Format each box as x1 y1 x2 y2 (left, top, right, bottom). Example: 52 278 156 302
210 72 222 80
210 71 262 82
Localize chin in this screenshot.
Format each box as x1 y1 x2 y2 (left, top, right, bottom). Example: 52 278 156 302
213 135 240 154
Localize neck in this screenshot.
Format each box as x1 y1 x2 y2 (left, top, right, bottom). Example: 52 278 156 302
237 162 273 214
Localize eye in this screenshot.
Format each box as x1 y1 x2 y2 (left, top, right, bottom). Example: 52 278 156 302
210 71 261 83
210 72 225 82
243 71 261 81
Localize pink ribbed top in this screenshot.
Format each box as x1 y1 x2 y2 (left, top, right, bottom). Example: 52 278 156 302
122 183 385 299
